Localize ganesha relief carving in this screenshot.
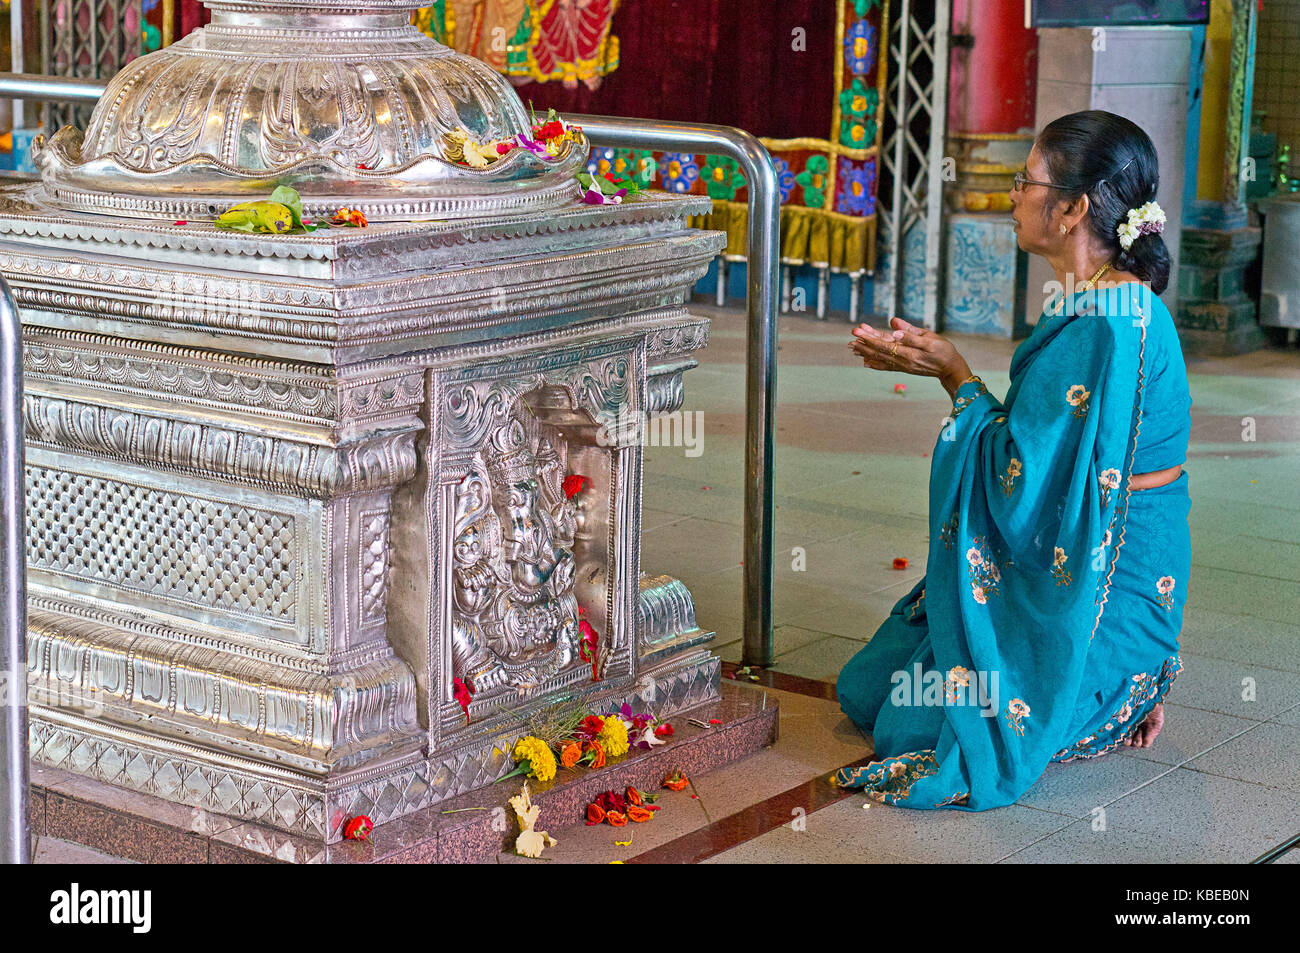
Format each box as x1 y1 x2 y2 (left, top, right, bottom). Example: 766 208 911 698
449 399 587 696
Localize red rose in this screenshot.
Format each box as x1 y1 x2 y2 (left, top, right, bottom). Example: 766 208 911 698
535 120 565 141
654 723 674 738
596 790 626 814
562 474 590 499
663 771 689 792
452 676 475 725
343 815 374 841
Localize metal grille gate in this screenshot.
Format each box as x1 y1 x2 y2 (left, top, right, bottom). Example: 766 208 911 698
875 0 951 329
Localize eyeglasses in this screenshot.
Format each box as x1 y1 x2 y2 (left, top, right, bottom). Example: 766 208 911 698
1013 171 1072 192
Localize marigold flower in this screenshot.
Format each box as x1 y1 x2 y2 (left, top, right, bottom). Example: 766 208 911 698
598 715 630 758
584 740 606 769
330 207 368 228
513 736 557 783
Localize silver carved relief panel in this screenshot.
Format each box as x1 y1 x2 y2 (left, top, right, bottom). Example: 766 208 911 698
435 343 641 729
449 405 582 695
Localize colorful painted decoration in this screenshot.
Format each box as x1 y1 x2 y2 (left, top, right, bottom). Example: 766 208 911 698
415 1 620 90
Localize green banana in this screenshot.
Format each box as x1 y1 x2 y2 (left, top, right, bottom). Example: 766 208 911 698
214 200 295 233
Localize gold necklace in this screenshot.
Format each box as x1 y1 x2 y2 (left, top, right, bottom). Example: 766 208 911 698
1051 261 1112 316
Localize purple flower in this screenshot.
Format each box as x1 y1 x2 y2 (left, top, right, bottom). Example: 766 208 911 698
515 135 548 157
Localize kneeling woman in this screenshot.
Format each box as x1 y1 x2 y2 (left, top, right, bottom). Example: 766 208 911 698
837 110 1191 809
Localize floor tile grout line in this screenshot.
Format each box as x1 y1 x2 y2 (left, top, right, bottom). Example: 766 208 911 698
1169 645 1300 676
1159 699 1294 721
996 762 1189 862
994 813 1093 863
998 715 1279 861
1101 714 1270 779
1186 564 1300 586
1174 648 1300 682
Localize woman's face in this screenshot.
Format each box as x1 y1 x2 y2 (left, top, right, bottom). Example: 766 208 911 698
1010 144 1066 256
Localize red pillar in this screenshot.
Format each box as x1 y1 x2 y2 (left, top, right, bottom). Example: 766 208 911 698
949 0 1038 135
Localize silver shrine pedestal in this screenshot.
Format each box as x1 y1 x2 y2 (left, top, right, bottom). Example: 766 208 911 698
2 1 723 842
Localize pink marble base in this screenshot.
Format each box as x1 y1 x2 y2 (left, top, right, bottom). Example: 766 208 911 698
29 682 778 864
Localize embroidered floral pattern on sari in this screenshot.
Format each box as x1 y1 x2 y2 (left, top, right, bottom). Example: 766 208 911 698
1005 697 1031 736
1052 546 1072 586
939 512 959 550
1051 655 1183 762
1098 467 1121 509
999 458 1023 498
951 376 989 420
1066 384 1091 418
944 665 971 704
1156 575 1176 611
966 537 1002 604
835 750 940 805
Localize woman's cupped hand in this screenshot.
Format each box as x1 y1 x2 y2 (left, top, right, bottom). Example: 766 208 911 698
848 317 972 396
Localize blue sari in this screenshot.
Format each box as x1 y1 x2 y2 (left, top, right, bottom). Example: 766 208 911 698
835 280 1190 809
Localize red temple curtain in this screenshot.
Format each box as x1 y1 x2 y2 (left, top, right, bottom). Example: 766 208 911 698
510 0 839 141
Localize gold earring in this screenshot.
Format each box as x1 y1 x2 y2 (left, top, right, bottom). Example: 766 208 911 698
1059 224 1068 235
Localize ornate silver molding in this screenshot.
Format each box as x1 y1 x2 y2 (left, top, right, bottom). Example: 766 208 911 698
23 393 420 498
36 6 589 222
11 0 721 843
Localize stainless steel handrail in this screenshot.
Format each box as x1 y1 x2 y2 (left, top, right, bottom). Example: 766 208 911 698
0 72 108 104
0 276 28 865
565 116 779 669
0 80 782 680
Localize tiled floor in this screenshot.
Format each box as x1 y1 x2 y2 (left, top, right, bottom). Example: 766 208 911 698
639 300 1300 864
35 300 1300 865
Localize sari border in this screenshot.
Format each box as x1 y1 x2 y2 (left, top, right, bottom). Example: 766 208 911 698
1051 654 1183 762
832 748 939 804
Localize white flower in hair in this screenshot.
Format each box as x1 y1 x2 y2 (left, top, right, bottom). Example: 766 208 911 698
1116 201 1166 251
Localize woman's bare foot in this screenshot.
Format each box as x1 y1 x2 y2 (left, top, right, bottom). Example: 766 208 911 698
1124 703 1165 748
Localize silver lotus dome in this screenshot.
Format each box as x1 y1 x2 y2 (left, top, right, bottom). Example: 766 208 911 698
34 0 588 222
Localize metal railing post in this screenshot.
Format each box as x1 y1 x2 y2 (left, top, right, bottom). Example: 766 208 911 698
0 276 28 865
571 115 780 668
0 74 786 676
0 72 111 104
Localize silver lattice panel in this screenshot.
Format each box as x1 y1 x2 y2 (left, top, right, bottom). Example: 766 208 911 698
26 465 298 623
